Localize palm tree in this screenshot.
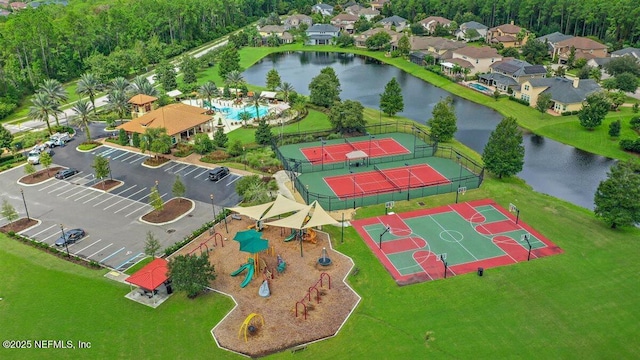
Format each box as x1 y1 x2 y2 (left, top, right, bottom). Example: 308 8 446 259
250 91 264 122
238 111 252 127
39 79 68 127
29 92 57 135
106 89 130 123
71 98 97 141
129 75 159 97
109 77 130 94
76 73 102 115
198 81 218 108
278 82 294 103
225 70 244 100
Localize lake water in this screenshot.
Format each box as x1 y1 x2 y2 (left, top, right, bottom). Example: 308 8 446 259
243 52 615 209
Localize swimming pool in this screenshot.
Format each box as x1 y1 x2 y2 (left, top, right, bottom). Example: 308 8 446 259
469 83 490 92
216 106 269 121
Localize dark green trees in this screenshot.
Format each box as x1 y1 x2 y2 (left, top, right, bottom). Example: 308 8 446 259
380 77 404 116
594 161 640 229
482 117 525 178
428 97 457 141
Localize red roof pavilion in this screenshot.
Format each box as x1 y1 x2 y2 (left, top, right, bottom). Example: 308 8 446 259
125 258 169 290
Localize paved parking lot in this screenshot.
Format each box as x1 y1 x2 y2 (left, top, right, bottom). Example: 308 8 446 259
0 141 242 270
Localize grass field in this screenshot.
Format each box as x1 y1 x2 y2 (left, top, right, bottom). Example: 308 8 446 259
1 174 639 359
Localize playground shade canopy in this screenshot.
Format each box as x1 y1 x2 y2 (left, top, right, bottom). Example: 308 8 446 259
227 194 307 221
264 201 339 229
227 201 275 220
125 258 169 291
233 229 264 243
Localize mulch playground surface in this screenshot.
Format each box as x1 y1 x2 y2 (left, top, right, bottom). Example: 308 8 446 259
352 199 563 285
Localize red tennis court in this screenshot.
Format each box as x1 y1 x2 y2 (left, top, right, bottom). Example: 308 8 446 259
300 137 410 164
324 164 450 199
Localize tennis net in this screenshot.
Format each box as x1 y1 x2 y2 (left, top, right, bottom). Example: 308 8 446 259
373 165 403 191
344 138 357 151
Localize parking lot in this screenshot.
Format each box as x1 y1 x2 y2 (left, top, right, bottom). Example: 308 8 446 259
1 141 242 270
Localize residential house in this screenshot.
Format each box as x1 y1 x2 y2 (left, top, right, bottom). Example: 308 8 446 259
514 77 601 113
587 57 612 69
391 36 464 64
553 36 608 64
0 9 9 16
486 22 529 48
611 47 640 61
283 14 312 30
9 2 27 10
354 27 399 48
455 21 488 42
117 103 213 145
445 46 502 74
370 0 390 11
331 14 359 34
306 24 340 45
378 15 409 32
312 3 334 17
535 32 574 57
128 94 158 119
479 59 546 92
0 0 10 7
258 25 294 44
418 16 451 34
346 4 379 20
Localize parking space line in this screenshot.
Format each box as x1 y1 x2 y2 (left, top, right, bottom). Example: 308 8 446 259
173 165 190 174
125 204 150 217
98 148 118 157
47 183 71 193
164 163 180 172
87 243 113 258
76 239 101 254
194 169 209 179
115 253 145 271
226 176 241 186
121 153 138 162
113 191 162 214
100 247 126 263
39 181 64 191
68 235 90 247
74 189 101 201
112 151 130 160
40 231 61 243
103 187 147 210
83 192 105 204
65 187 93 200
129 155 145 164
30 224 58 239
183 167 199 176
93 186 132 206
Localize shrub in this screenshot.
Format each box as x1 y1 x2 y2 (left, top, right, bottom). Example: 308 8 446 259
78 142 101 151
173 142 194 157
619 138 640 153
118 129 129 146
201 150 230 163
132 133 141 148
630 116 640 131
508 96 530 106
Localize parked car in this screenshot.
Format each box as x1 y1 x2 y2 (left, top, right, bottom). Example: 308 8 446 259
208 166 230 181
27 151 41 165
54 228 85 247
55 168 79 180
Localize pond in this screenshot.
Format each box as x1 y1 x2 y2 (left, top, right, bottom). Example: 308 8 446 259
243 52 615 209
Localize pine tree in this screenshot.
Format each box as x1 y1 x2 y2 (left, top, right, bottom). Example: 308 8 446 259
0 125 13 151
482 117 525 178
255 119 273 145
213 127 228 148
594 161 640 228
266 69 281 91
579 92 610 130
379 77 404 116
149 183 164 215
608 120 621 138
144 231 161 257
172 175 186 202
1 199 19 225
427 97 457 141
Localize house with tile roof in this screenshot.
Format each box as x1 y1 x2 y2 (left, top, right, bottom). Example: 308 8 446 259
354 27 399 48
553 36 608 64
346 5 379 20
535 32 574 57
331 13 359 34
514 77 601 113
445 46 502 74
479 59 547 92
306 24 340 45
392 36 464 64
117 103 213 145
486 22 529 48
128 94 158 119
455 21 488 42
283 14 312 30
418 16 452 34
258 25 294 44
378 15 409 32
312 3 334 16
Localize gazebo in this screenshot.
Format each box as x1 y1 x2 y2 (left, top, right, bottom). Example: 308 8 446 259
125 258 171 306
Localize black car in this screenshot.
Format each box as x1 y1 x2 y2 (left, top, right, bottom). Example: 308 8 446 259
55 228 85 247
55 168 79 180
208 166 230 181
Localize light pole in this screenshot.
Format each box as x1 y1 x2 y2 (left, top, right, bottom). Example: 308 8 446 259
350 170 357 209
405 163 412 201
456 155 463 203
305 184 309 204
368 133 375 167
320 137 325 171
210 194 217 221
20 188 30 221
60 224 69 257
242 146 246 170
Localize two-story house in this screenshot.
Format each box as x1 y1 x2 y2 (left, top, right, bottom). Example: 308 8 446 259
258 25 294 44
486 22 529 48
346 4 379 20
311 3 334 17
395 36 465 64
479 59 547 92
443 46 502 74
553 37 608 64
283 14 313 30
331 14 359 34
455 21 488 42
378 15 409 32
306 24 340 45
535 32 574 57
418 16 451 34
514 77 601 113
354 27 400 48
370 0 390 11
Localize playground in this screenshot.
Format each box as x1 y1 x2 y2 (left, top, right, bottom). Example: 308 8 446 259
351 199 563 285
173 216 359 357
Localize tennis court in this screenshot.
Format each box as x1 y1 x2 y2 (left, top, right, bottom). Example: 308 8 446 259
351 199 563 285
300 137 410 164
324 164 450 199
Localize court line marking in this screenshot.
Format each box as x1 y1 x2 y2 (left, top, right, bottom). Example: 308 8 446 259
426 214 478 261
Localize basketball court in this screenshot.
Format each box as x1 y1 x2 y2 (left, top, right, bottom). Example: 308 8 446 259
300 137 410 164
351 199 563 285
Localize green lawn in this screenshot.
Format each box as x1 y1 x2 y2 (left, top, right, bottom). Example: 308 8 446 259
2 174 639 359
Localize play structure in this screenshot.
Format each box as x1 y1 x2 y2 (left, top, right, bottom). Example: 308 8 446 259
259 280 270 297
277 254 286 273
317 247 332 266
238 313 264 342
295 272 332 320
230 258 255 288
283 228 317 244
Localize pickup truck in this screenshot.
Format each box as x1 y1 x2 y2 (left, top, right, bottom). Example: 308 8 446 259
45 132 70 147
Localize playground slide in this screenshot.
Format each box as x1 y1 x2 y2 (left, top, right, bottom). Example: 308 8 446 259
230 261 253 277
284 231 297 242
240 264 255 288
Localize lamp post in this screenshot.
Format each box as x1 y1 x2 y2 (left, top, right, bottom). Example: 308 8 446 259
242 146 246 170
368 133 375 167
210 194 217 221
320 137 325 171
108 158 113 181
350 170 357 209
60 224 69 257
305 184 309 204
20 188 30 221
405 163 412 201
